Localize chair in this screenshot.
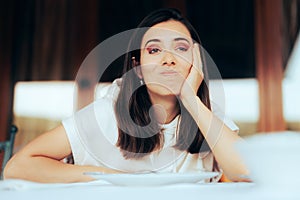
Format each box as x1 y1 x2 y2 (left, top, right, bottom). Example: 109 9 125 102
0 125 18 179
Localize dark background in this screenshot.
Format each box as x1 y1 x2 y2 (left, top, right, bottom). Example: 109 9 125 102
0 0 299 82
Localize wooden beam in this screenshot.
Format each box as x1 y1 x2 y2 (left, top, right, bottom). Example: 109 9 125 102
255 0 286 132
72 0 99 110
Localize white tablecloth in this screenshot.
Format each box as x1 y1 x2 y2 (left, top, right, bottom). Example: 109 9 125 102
0 179 299 200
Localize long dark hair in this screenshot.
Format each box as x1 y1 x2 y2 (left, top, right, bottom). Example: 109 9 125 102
115 8 211 159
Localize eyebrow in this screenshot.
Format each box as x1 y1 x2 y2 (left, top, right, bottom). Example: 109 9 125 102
174 37 191 44
144 39 161 47
144 37 191 48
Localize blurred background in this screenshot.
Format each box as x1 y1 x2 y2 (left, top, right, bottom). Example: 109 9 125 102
0 0 299 165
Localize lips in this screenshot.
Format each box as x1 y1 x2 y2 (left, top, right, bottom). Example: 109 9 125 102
160 70 178 76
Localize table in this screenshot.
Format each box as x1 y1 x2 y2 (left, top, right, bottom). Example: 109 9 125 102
1 179 299 200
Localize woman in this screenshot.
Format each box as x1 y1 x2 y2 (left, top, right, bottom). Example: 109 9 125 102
4 8 249 183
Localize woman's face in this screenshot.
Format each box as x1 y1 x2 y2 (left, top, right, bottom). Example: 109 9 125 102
139 20 194 97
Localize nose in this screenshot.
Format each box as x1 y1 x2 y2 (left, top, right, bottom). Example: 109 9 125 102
162 50 176 66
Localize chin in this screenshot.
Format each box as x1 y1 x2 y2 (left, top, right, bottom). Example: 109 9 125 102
148 85 181 97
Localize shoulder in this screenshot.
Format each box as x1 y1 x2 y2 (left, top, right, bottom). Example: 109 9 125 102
95 78 122 101
62 79 121 144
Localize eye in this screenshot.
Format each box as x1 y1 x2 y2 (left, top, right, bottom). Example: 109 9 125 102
176 46 188 52
175 44 189 52
146 47 162 54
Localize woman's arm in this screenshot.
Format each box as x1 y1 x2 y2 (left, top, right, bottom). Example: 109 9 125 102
180 43 249 182
182 96 249 181
3 125 121 183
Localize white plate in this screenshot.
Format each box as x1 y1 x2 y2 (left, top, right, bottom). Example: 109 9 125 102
84 172 220 186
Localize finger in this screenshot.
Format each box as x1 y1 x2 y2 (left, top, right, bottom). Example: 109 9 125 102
193 43 203 76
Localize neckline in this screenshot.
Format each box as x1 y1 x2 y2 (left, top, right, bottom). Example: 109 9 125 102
160 115 180 129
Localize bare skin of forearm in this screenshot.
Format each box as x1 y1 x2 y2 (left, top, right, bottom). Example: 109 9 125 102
181 96 249 182
4 125 122 183
4 155 121 183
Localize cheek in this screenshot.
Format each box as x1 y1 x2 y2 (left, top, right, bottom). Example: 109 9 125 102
140 64 156 81
182 65 192 78
177 52 193 74
140 49 155 65
178 58 192 78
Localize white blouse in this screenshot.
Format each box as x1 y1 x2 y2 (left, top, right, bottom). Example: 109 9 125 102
62 79 238 182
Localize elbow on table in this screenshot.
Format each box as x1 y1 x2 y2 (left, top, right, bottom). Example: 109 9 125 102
3 155 28 180
222 172 252 183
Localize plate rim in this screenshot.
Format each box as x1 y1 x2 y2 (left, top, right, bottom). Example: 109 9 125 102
84 171 220 186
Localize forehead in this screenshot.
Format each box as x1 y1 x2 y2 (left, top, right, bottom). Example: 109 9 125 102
142 20 192 44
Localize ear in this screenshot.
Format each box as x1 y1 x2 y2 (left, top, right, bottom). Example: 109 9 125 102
132 57 143 79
